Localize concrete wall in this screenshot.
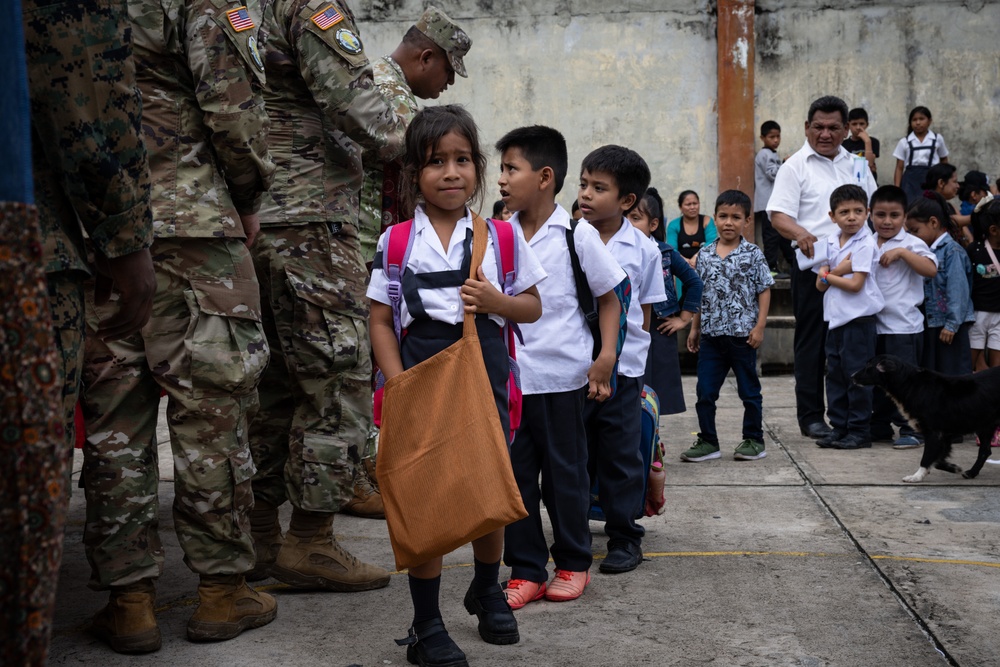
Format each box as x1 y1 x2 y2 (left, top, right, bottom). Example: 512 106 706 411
353 0 1000 217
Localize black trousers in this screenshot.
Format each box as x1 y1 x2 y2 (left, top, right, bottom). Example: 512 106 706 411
584 376 645 546
791 265 829 429
825 317 876 438
504 388 591 582
756 211 795 272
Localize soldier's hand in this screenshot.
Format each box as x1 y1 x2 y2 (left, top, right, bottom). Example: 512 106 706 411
240 212 260 248
95 248 156 341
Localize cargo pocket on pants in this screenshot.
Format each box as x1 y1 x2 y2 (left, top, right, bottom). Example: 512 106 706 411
186 277 269 397
299 432 352 511
284 270 366 377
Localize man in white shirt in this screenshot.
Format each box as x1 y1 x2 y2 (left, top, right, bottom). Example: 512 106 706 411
767 95 877 440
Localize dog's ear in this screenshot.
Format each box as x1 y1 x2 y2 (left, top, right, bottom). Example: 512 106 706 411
876 361 887 373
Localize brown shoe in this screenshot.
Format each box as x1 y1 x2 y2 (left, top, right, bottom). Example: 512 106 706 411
187 575 277 642
271 531 391 591
89 580 161 654
341 464 385 519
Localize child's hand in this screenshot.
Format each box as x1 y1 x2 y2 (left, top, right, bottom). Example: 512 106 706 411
686 327 701 353
833 253 853 276
940 328 955 345
587 353 615 402
879 248 904 267
657 315 688 335
747 326 765 349
461 265 505 315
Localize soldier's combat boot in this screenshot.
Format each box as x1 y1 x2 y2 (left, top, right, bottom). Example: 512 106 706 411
271 509 391 591
187 574 277 642
247 503 283 581
341 460 385 519
89 579 161 654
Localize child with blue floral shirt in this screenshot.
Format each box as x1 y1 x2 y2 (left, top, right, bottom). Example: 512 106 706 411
683 190 774 462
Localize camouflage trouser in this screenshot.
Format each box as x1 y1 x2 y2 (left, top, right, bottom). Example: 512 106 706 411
46 270 85 482
250 222 372 513
81 237 268 589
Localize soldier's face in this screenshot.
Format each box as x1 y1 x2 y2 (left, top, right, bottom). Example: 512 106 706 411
413 49 455 99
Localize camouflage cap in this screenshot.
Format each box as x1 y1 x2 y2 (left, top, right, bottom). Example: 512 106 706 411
415 6 472 78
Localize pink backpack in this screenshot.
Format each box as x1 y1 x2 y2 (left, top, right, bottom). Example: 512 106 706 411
373 217 523 440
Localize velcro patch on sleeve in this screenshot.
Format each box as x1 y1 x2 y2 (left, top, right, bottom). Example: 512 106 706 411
226 6 255 32
311 5 344 30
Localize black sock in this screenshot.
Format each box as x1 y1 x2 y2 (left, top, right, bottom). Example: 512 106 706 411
471 558 508 612
408 574 454 649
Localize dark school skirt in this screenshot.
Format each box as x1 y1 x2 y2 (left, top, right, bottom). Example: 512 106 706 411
643 325 686 415
400 316 511 442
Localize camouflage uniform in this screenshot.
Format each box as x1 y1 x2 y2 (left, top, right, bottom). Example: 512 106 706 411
252 0 404 514
25 0 154 460
81 0 275 588
357 56 419 262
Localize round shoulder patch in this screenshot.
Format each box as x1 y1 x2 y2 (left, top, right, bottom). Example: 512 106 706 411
247 34 264 71
335 28 363 54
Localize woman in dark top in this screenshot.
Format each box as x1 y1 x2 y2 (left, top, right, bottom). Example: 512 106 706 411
665 190 717 299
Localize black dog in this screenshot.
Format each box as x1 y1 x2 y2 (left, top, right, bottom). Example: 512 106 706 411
853 354 998 482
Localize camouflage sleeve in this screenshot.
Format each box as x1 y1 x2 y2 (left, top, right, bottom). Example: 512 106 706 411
292 5 405 162
185 0 275 214
23 0 153 259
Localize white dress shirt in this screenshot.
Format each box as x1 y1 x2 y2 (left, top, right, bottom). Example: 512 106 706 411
873 228 936 335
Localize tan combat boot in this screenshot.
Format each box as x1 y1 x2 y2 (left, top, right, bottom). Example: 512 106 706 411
271 511 391 591
186 574 277 642
341 460 385 519
246 504 284 581
89 579 161 654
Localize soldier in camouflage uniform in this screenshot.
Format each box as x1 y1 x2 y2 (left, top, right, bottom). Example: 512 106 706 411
247 0 405 591
79 0 277 653
348 7 472 520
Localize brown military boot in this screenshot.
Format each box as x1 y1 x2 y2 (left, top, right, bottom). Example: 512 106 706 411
187 574 277 642
341 461 385 519
246 504 284 581
89 579 161 654
271 509 391 591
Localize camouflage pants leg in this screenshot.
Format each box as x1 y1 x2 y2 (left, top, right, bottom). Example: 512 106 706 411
46 271 85 484
81 237 268 588
250 222 372 513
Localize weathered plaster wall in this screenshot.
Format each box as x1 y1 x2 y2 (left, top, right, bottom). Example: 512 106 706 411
353 0 1000 218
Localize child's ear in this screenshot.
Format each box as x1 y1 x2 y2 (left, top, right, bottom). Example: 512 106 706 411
650 218 660 232
539 166 554 191
619 192 637 213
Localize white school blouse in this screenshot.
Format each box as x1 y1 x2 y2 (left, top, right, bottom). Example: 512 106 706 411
820 229 884 330
511 205 627 395
892 131 949 168
872 228 936 335
367 206 547 328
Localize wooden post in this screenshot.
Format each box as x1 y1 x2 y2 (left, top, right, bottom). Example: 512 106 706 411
717 0 756 241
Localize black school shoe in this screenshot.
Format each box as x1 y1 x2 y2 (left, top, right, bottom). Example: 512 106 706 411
816 430 847 448
599 540 643 574
395 618 468 667
831 434 872 450
801 422 834 439
463 582 519 645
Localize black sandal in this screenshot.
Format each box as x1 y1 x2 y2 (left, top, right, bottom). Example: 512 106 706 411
395 617 468 667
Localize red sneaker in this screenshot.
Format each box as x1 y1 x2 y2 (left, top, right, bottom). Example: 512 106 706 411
544 569 590 602
503 579 545 610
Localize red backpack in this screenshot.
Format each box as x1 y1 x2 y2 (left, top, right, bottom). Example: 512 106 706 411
373 217 523 440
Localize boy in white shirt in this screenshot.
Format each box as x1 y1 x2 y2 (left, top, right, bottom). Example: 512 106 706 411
815 185 885 450
578 145 667 574
495 126 626 608
869 185 937 449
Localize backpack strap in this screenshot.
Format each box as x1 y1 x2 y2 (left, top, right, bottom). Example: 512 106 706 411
382 219 416 342
485 217 523 344
566 218 601 360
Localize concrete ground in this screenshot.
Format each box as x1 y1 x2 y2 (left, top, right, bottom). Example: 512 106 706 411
49 374 1000 667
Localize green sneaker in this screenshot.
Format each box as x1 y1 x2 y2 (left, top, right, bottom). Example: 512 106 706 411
680 438 721 462
734 439 766 460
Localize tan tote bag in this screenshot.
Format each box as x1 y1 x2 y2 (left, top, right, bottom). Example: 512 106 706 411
377 215 528 570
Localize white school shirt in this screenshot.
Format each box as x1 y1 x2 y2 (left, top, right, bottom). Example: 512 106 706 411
767 142 877 268
872 228 937 335
820 229 884 329
367 206 547 328
891 131 949 168
510 205 627 395
581 218 667 378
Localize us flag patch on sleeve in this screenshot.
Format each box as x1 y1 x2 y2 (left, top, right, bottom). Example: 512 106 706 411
311 5 344 30
226 6 255 32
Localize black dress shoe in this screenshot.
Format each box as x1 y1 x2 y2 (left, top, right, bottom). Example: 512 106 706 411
599 540 643 574
801 422 833 439
395 618 468 667
463 582 519 645
816 431 846 448
831 435 872 450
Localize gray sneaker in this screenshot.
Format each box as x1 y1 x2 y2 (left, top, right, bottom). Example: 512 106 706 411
734 439 767 460
892 435 922 449
680 438 721 462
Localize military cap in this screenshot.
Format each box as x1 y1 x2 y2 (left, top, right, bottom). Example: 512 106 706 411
415 6 472 78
